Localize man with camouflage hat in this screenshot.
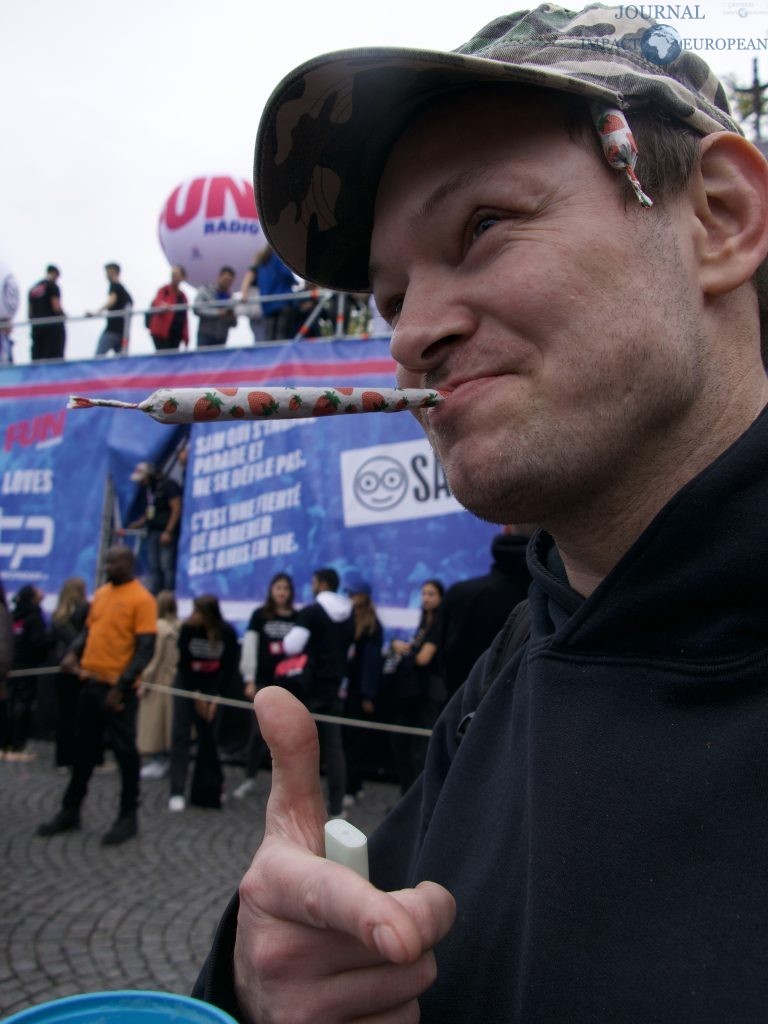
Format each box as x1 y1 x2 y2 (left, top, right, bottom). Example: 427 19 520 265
196 5 768 1021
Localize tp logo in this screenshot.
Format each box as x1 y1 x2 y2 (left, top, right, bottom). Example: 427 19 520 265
0 510 54 570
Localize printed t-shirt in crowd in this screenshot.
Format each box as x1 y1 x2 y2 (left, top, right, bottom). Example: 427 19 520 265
178 622 240 695
106 282 132 335
243 608 297 686
144 477 182 533
28 277 66 358
28 279 61 320
80 579 156 684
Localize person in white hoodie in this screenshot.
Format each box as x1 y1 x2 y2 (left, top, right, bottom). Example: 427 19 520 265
281 567 353 816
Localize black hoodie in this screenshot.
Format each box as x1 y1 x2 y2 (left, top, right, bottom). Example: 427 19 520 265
439 531 532 696
12 587 48 670
196 406 768 1023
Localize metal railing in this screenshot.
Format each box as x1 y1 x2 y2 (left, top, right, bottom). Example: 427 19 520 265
7 288 389 349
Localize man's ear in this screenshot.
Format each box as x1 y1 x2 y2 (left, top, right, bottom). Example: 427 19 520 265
691 131 768 297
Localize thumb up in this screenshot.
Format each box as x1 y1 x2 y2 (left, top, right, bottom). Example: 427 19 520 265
233 685 456 1021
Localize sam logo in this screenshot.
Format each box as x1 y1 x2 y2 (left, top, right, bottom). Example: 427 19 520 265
5 410 66 451
0 509 54 570
341 440 461 527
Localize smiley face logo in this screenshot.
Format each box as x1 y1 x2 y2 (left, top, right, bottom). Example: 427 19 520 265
353 456 408 511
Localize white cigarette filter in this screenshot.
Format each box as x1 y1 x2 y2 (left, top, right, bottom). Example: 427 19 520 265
68 385 445 424
324 818 369 880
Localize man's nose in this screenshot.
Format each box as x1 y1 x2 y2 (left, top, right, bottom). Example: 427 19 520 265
389 275 474 382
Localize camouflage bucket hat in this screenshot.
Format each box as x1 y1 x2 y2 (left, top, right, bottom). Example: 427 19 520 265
255 2 742 292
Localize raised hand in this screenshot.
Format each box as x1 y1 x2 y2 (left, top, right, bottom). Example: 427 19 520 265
233 686 455 1023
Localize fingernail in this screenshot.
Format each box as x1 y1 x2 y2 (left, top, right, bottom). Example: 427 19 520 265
372 923 406 962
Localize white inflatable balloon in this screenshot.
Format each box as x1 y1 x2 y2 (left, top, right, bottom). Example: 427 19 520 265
157 174 265 288
0 261 20 321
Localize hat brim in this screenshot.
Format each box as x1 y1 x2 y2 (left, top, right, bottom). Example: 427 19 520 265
254 41 736 292
254 46 626 292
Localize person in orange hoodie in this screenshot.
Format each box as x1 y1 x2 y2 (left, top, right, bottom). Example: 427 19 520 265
37 547 156 846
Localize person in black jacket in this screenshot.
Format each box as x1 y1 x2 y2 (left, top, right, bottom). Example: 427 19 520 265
47 577 89 767
281 567 353 816
168 595 239 811
193 8 768 1023
342 574 384 803
389 578 444 793
6 586 48 761
0 577 13 754
439 525 532 698
125 461 182 595
28 265 66 361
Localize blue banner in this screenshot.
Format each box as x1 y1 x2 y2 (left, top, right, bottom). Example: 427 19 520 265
180 407 495 621
1 399 107 592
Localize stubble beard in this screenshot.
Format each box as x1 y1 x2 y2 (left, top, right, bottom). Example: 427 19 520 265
423 326 706 532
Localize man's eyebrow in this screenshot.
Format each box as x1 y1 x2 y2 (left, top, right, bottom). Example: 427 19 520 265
369 163 499 287
413 165 496 225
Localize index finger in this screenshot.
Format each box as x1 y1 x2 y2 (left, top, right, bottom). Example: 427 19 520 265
254 685 328 856
242 839 455 965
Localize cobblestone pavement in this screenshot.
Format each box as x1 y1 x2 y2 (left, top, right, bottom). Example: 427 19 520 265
0 741 400 1018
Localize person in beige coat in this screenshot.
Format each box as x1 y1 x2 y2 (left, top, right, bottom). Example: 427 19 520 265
137 591 179 780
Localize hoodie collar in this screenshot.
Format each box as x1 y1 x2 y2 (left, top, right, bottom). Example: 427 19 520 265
316 589 352 622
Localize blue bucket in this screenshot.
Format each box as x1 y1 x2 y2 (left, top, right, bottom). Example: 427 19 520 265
2 990 237 1023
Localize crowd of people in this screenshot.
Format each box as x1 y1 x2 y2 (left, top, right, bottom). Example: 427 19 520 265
0 527 532 840
6 251 387 365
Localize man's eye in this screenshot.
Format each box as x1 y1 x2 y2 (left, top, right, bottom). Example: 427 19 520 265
472 216 499 239
380 297 403 325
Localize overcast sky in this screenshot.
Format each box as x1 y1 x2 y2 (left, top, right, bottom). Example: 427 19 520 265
2 0 766 363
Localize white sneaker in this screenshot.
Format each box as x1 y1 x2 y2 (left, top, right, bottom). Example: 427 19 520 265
168 796 186 812
233 778 257 799
140 760 169 781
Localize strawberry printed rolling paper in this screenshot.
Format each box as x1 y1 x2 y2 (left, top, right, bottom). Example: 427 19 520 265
591 105 653 209
68 385 445 423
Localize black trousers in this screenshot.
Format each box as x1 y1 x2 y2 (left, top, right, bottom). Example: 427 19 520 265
263 306 297 341
391 696 429 795
55 672 82 767
169 694 222 807
244 714 269 779
63 682 139 817
7 676 36 751
31 326 65 361
305 691 346 816
151 333 180 351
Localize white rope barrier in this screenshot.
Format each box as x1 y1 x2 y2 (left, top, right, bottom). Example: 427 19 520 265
143 681 433 738
6 666 433 738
